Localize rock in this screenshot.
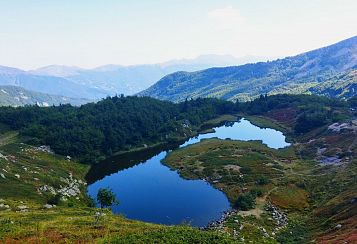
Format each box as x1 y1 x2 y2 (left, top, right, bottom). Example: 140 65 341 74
43 204 55 209
0 203 10 210
14 174 20 179
17 205 28 211
38 185 56 195
0 173 5 179
336 224 342 229
37 145 53 154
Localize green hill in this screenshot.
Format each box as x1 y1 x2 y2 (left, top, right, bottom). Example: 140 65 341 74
140 36 357 102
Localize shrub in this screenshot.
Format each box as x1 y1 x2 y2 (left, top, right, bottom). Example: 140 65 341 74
47 194 61 205
97 188 119 208
251 188 263 197
240 166 252 174
235 192 256 210
256 175 270 185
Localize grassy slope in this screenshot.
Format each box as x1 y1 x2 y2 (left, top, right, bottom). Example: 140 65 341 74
0 208 237 243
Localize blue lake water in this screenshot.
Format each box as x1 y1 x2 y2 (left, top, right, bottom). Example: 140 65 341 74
87 118 290 227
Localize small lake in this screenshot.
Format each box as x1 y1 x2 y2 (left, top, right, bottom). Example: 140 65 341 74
87 118 290 227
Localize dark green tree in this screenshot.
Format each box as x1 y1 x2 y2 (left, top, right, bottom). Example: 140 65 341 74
97 188 119 208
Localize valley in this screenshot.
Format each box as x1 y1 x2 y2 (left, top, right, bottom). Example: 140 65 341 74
1 1 356 243
0 94 356 243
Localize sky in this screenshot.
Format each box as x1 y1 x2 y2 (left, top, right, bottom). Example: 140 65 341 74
0 0 356 70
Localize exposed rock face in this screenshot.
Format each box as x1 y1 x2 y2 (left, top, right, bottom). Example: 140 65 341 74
38 172 85 199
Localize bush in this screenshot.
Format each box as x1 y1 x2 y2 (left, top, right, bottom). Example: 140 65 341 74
240 166 252 174
47 194 61 205
256 175 270 185
97 188 119 208
235 191 256 210
251 188 263 197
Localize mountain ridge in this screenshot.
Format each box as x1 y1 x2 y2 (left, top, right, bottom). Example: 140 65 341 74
139 36 357 101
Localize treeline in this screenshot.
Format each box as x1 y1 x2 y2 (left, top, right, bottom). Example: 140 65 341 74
0 94 353 163
240 94 352 133
0 96 234 163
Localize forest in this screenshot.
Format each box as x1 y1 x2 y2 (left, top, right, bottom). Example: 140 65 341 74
0 94 354 163
0 96 234 163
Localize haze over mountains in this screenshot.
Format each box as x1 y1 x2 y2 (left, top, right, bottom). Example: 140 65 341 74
1 36 356 107
0 54 268 106
140 36 357 102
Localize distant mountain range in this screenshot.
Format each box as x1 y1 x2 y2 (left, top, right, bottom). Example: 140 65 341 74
29 55 267 96
0 86 90 107
0 55 267 104
140 36 357 102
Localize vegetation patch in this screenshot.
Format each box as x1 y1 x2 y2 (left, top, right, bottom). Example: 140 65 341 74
269 184 310 210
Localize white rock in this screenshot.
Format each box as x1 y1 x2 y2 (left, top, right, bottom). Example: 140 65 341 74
17 205 28 210
15 174 20 179
0 204 10 210
0 173 5 179
43 204 55 209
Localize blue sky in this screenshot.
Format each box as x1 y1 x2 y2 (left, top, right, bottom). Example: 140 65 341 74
0 0 356 69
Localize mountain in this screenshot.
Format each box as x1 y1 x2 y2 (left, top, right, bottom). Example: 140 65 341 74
29 55 269 96
29 65 84 77
140 36 357 102
0 85 90 107
0 66 109 99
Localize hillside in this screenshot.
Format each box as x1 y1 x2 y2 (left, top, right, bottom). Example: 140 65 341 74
0 66 108 99
140 36 357 102
0 86 89 107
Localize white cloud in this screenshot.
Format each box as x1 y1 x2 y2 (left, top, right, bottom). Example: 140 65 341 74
208 6 245 29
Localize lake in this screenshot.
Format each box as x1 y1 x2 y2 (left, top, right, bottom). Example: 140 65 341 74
87 118 290 227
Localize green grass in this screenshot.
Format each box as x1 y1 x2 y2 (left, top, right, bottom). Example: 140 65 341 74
164 138 297 202
0 208 238 243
